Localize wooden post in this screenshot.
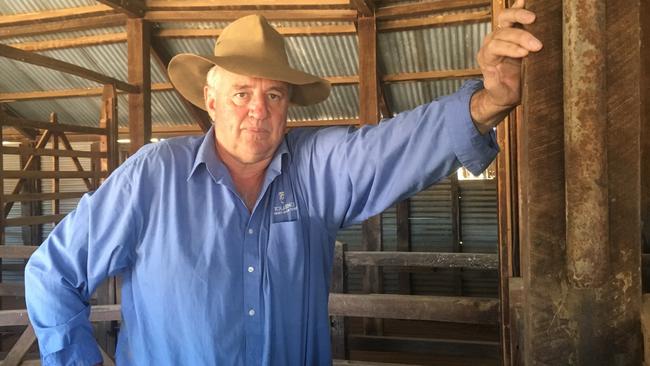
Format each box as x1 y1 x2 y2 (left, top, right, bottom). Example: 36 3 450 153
396 199 411 294
450 174 463 295
519 0 643 363
358 15 383 336
641 0 650 294
19 141 41 246
330 242 347 360
127 18 151 154
101 84 119 174
51 113 60 225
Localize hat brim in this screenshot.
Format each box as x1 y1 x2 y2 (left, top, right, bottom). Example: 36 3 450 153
168 53 331 110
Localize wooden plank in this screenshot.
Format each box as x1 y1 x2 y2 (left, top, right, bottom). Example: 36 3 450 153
642 294 650 366
0 5 114 27
347 335 499 358
51 114 61 220
376 0 490 20
127 18 152 154
0 14 126 40
0 283 25 297
0 305 121 327
150 39 211 132
146 0 350 7
4 214 68 227
328 294 499 324
350 0 374 17
3 129 53 219
1 171 104 180
1 146 106 159
641 0 650 295
0 116 107 135
0 44 137 93
3 192 85 203
382 68 482 83
2 324 36 366
333 360 416 366
344 251 498 270
10 33 127 52
145 9 357 22
378 10 490 32
97 0 145 18
154 24 356 38
0 246 37 259
0 82 169 102
57 133 97 190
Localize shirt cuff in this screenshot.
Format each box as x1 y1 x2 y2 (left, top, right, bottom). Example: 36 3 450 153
441 79 499 176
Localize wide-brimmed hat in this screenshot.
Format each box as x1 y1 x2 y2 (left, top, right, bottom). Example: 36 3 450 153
168 14 331 109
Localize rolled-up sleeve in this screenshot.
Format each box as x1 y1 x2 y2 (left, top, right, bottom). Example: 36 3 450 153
25 160 142 366
289 79 499 229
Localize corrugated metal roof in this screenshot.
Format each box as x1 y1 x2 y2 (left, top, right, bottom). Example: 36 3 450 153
0 0 95 14
386 78 467 113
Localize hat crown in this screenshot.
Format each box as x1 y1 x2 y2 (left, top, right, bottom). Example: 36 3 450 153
214 15 289 65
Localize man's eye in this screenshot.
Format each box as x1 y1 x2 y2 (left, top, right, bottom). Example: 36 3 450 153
234 92 247 99
268 94 281 100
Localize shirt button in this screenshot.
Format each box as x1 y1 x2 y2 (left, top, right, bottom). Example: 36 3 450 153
248 228 254 235
248 266 255 273
248 309 256 317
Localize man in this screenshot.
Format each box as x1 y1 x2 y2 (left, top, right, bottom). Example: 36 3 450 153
25 1 541 365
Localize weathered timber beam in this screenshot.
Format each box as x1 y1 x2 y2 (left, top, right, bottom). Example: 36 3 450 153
127 18 152 153
145 0 349 8
0 283 25 297
376 0 490 20
3 192 87 203
0 115 107 135
382 68 482 83
2 324 36 366
153 24 357 38
0 245 37 259
2 146 106 159
0 305 121 327
344 251 498 270
378 9 490 32
144 9 357 22
0 14 126 40
0 5 114 27
347 335 499 358
350 0 374 17
0 44 138 93
328 293 499 324
9 33 127 52
96 0 145 18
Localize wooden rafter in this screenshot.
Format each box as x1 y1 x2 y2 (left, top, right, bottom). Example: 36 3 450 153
0 14 126 40
376 0 490 20
96 0 145 18
9 33 127 52
378 9 491 32
150 39 212 133
153 24 357 38
0 44 138 93
2 324 36 366
383 68 482 83
0 5 114 27
145 0 349 8
350 0 374 17
144 9 357 22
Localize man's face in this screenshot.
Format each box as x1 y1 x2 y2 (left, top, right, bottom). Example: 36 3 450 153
204 67 291 166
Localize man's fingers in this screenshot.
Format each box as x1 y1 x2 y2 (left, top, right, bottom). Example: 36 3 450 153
491 28 542 52
481 38 530 64
511 0 525 10
497 8 536 28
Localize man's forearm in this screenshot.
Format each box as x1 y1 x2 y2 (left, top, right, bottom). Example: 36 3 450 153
469 88 515 135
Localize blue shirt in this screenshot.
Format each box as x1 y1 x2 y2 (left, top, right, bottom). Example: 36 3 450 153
25 80 498 366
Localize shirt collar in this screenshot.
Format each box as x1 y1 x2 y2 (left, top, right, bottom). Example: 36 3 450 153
187 126 290 183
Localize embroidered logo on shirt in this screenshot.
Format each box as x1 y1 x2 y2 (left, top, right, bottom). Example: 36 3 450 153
272 190 298 223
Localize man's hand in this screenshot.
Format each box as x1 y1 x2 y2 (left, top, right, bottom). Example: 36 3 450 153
470 0 542 133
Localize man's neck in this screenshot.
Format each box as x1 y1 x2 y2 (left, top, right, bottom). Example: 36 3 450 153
215 144 271 212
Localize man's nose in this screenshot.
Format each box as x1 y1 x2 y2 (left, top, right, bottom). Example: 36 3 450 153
248 93 269 120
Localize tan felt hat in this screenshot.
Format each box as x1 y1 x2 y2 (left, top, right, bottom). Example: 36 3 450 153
168 14 331 109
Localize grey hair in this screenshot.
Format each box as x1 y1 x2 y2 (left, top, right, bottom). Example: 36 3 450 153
205 64 294 99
